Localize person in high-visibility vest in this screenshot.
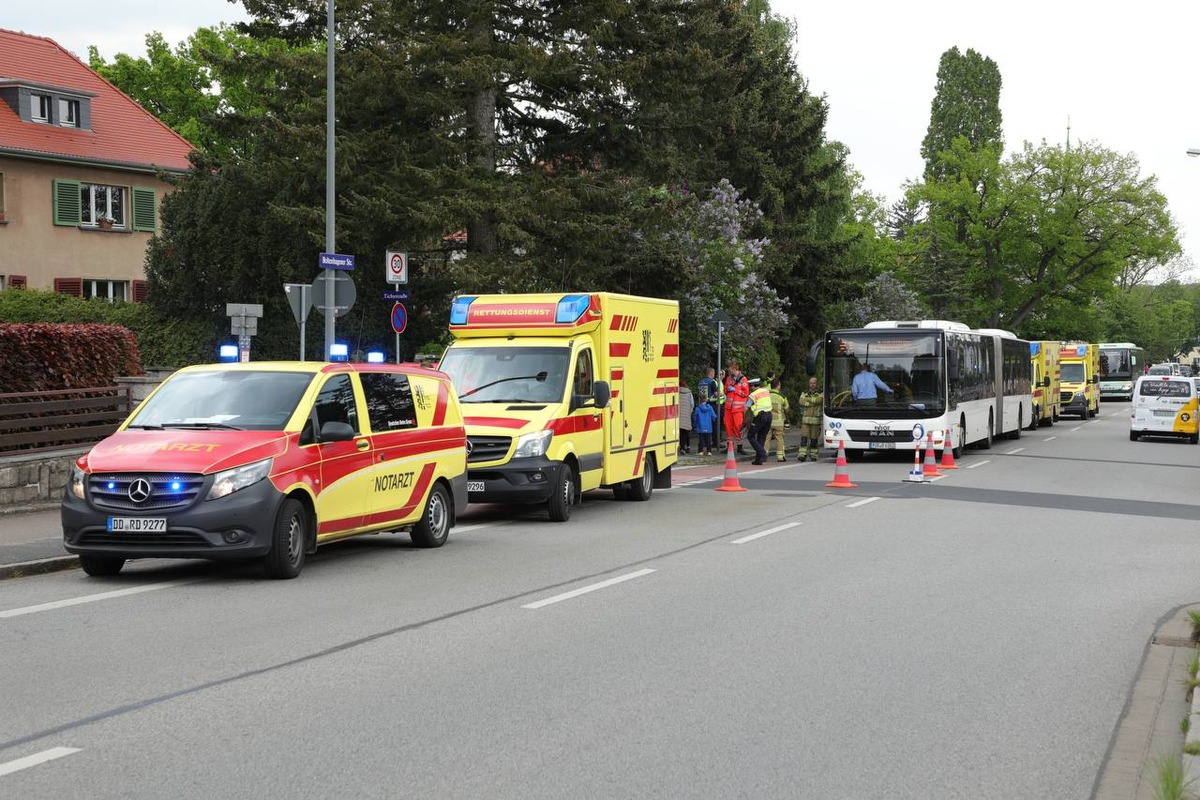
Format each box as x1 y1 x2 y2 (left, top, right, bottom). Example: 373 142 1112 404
747 378 773 464
767 378 790 462
724 363 749 454
797 375 824 461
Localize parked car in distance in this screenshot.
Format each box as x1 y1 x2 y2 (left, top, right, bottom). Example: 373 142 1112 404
62 362 468 579
1129 374 1199 444
1147 363 1183 376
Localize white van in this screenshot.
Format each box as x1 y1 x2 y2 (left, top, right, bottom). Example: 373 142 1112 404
1130 374 1199 444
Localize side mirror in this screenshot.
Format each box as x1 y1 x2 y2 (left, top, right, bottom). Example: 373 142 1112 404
1043 376 1051 388
592 381 611 410
805 341 823 376
320 421 356 442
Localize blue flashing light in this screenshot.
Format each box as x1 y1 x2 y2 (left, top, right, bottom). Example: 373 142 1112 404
169 480 182 492
555 294 591 324
450 296 476 325
366 351 385 364
329 343 349 362
1076 345 1087 356
106 481 116 491
218 344 239 362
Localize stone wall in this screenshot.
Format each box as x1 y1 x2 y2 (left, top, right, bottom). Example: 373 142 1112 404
0 449 84 509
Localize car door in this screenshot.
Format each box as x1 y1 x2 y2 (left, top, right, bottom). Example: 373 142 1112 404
307 373 370 538
359 370 432 528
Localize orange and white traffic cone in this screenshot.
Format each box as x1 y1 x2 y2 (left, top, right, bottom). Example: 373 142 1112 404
939 429 959 470
904 446 924 483
825 439 858 488
714 439 748 493
922 432 942 478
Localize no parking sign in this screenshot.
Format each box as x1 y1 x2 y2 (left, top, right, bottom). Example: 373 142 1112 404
391 302 408 335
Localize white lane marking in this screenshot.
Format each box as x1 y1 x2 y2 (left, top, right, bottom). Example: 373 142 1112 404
1069 426 1082 432
0 747 81 777
965 460 990 469
0 580 196 620
522 569 656 609
731 522 802 544
1008 447 1026 454
451 522 503 534
1045 436 1057 441
846 497 880 509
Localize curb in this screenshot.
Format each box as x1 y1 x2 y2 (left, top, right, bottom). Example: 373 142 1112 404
0 555 79 581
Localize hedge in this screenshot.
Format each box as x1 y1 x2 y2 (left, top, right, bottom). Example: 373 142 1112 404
0 323 142 392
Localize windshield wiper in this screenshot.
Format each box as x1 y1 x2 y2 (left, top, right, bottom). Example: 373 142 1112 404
126 423 163 430
459 372 548 399
160 422 244 430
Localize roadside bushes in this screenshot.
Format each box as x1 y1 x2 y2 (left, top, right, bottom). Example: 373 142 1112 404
0 323 142 392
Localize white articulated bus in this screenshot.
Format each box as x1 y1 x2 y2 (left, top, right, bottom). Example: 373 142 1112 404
806 320 1033 457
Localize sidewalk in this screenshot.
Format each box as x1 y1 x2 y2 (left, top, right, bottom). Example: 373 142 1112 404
0 501 76 579
678 424 820 467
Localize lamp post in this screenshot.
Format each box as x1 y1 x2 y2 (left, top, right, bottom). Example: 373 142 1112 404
324 0 336 360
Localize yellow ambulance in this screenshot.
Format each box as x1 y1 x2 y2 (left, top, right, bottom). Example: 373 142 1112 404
1029 341 1062 427
1058 342 1100 419
438 292 679 521
62 362 467 579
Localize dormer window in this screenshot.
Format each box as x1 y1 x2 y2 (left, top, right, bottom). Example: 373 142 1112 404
58 98 79 127
31 92 51 123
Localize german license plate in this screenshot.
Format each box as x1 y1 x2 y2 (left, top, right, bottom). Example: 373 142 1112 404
1154 410 1177 417
868 442 895 450
466 481 485 493
107 517 167 533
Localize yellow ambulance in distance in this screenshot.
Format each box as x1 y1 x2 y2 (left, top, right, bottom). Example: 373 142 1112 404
1029 341 1061 427
1058 342 1100 419
62 362 467 579
438 292 679 522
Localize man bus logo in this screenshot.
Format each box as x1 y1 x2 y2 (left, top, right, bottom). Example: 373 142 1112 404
870 422 892 438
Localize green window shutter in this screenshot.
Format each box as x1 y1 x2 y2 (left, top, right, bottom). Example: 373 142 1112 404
52 179 81 226
131 187 156 232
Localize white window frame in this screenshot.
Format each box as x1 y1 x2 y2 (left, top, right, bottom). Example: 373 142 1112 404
80 184 126 229
31 93 51 123
83 280 128 303
58 98 79 127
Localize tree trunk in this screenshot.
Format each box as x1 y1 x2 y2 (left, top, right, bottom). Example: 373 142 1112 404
465 6 497 256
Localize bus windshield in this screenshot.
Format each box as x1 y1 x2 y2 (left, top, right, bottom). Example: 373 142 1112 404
825 332 945 418
1100 348 1135 381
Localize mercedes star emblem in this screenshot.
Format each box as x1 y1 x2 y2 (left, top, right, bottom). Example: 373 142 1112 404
128 478 152 504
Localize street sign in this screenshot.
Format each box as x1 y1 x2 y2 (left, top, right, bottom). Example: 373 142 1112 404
226 303 263 319
382 290 410 302
708 310 731 326
311 270 356 317
319 252 355 270
390 302 408 335
284 283 313 326
385 251 408 285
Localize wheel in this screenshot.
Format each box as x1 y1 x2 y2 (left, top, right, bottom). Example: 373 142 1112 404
1029 406 1040 431
1129 431 1139 442
1088 403 1098 418
952 421 964 459
263 497 307 579
1191 433 1199 445
979 414 993 449
79 555 125 576
410 483 451 547
1008 409 1023 440
627 453 655 501
547 462 576 521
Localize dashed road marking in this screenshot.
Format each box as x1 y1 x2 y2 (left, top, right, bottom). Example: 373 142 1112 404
1045 436 1057 441
846 497 880 508
731 522 802 544
965 460 991 470
522 569 656 609
0 747 80 777
1069 426 1082 432
1008 447 1026 454
0 580 197 620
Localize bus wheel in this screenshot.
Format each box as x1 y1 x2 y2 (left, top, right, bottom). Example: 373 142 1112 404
979 414 993 449
1008 409 1023 440
953 422 964 459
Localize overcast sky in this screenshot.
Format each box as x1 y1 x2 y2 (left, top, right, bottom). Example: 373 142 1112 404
12 0 1200 278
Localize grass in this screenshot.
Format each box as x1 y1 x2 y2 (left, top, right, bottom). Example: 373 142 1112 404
1186 741 1200 757
1190 648 1200 681
1188 610 1200 642
1153 752 1196 800
1185 716 1192 736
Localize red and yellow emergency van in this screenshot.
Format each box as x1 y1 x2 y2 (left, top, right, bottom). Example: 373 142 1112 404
62 362 467 579
1029 341 1062 427
1059 342 1100 419
438 292 679 521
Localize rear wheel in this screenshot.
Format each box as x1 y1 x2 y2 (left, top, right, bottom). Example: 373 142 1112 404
410 483 451 546
1191 433 1199 445
79 555 125 577
548 462 577 521
263 498 307 579
627 453 655 501
952 421 964 459
1008 409 1023 440
979 413 994 449
1129 431 1139 442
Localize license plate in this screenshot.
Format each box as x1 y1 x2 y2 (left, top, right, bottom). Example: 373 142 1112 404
868 442 895 450
107 517 167 533
1154 410 1177 417
466 481 485 493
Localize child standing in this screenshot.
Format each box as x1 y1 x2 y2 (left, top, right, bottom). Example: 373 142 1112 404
693 398 717 456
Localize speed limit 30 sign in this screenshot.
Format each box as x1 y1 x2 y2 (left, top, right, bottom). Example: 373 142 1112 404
385 251 408 285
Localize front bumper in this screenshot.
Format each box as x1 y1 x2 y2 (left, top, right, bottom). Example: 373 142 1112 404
62 477 283 561
466 457 565 504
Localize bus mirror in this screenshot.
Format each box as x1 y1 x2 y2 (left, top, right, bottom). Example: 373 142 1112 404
805 341 823 376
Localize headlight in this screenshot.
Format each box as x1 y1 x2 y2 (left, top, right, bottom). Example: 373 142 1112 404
513 430 553 459
70 464 87 500
207 458 273 501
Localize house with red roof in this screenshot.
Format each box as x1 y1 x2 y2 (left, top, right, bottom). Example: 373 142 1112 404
0 29 193 301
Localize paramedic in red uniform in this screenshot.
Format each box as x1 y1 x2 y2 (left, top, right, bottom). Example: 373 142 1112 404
723 362 750 454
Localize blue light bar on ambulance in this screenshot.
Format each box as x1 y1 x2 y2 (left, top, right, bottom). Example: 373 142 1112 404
218 344 238 362
329 343 349 362
366 351 385 364
449 296 476 326
1030 342 1040 355
555 294 592 324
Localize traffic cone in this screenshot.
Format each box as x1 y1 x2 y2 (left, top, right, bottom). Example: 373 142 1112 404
939 429 959 470
904 446 924 483
714 439 748 492
922 432 942 478
825 439 858 488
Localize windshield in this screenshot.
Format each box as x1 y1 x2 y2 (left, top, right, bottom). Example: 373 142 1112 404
1061 363 1085 383
129 371 314 431
824 332 945 418
439 346 571 404
1139 380 1191 398
1100 349 1133 380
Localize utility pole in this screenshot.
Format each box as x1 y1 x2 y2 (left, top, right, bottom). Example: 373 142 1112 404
323 0 336 360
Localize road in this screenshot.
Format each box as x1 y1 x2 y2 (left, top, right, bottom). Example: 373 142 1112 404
1 407 1198 798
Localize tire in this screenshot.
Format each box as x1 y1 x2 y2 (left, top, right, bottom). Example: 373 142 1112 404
79 554 125 577
263 497 307 579
1029 406 1040 431
1008 409 1023 440
979 414 993 449
1129 431 1139 442
952 420 964 459
627 453 655 502
1191 433 1199 445
548 462 576 521
410 483 451 547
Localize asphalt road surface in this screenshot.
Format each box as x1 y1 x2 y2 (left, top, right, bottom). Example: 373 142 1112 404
2 406 1198 799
